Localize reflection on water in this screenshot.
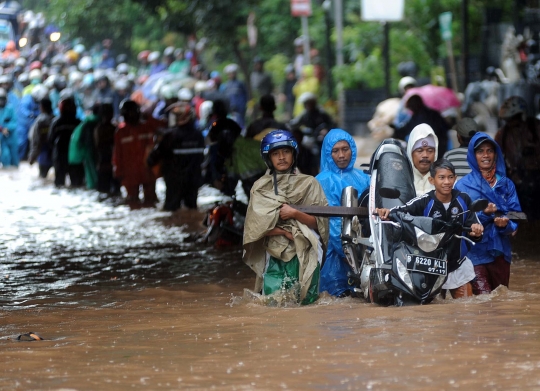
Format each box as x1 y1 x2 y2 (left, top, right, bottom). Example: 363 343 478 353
2 164 540 390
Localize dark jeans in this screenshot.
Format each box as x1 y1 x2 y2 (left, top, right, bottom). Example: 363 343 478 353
97 169 121 195
471 256 510 295
54 162 85 187
163 177 199 211
38 164 52 179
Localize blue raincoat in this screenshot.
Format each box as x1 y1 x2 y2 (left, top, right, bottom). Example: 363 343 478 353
316 129 370 296
0 104 18 167
455 132 521 265
16 94 40 159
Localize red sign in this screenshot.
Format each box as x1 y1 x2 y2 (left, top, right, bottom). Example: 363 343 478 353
291 0 312 17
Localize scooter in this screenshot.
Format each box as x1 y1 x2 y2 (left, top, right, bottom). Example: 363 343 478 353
340 139 487 306
201 198 247 248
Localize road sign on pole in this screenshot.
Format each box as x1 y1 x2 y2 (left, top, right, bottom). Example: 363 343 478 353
291 0 312 17
439 12 453 41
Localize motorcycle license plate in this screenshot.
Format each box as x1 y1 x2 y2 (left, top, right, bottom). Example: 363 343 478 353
406 254 447 276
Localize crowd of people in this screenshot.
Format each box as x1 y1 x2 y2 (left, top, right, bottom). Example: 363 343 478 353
0 32 535 306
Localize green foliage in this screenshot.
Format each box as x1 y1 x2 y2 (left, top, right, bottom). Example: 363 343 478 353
332 48 384 90
21 0 522 94
264 53 290 88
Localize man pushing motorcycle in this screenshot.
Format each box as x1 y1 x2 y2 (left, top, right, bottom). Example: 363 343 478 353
376 159 484 298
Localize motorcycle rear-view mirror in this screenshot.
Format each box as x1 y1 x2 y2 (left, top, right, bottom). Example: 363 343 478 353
379 188 401 199
470 199 489 213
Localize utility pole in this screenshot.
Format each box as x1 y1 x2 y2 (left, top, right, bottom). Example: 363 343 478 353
461 0 469 88
334 0 343 66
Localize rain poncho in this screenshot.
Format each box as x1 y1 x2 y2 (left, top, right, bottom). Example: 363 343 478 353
243 172 329 304
16 94 40 159
0 104 18 167
292 65 320 117
316 129 370 296
69 114 99 189
406 124 439 196
455 133 521 266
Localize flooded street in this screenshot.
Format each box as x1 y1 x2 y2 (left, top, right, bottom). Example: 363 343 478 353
2 162 540 390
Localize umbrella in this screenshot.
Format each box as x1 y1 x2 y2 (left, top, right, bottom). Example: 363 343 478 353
403 85 461 113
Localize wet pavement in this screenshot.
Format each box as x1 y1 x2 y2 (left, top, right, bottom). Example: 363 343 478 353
1 161 540 390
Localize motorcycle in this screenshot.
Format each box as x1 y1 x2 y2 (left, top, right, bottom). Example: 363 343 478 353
340 139 487 306
201 197 247 248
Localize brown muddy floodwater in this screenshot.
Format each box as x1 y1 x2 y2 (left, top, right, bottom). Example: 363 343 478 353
1 164 540 391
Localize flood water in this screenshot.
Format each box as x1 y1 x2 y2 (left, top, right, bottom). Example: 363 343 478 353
2 163 540 390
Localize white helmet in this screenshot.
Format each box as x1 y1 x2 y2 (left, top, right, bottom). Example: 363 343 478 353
44 75 57 89
78 56 93 72
164 46 175 57
0 74 11 84
116 63 129 74
199 100 213 122
69 71 84 85
31 84 49 101
14 57 27 67
0 88 6 98
29 69 42 81
194 80 208 93
160 84 177 100
148 51 160 62
178 87 193 101
298 91 317 104
18 73 28 83
73 44 85 54
114 78 130 91
224 63 238 74
398 76 417 94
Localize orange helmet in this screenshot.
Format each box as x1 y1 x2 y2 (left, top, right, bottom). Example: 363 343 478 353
6 40 16 51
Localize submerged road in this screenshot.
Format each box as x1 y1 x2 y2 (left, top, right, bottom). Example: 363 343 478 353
1 155 540 390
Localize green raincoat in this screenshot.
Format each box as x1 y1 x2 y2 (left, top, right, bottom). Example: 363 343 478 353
69 114 99 189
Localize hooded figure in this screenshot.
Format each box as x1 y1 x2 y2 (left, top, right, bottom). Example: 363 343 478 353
407 124 439 196
243 130 329 305
455 133 521 294
316 129 370 296
292 64 319 117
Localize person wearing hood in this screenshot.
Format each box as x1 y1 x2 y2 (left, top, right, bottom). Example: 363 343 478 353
407 123 439 196
243 130 328 305
0 88 18 168
455 133 521 294
316 129 370 296
220 63 248 127
48 96 84 187
17 84 47 160
292 64 319 117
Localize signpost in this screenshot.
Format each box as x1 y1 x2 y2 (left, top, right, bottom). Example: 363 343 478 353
291 0 312 64
439 12 460 95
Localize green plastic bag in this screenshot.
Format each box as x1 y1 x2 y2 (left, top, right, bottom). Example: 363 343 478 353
227 137 267 180
263 255 320 305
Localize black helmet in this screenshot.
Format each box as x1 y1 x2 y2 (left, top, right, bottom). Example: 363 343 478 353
119 99 140 116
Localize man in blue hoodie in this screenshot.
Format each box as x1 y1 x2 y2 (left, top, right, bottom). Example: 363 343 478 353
455 132 521 294
316 129 370 296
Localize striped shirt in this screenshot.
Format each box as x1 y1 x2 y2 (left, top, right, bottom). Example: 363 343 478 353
444 147 471 181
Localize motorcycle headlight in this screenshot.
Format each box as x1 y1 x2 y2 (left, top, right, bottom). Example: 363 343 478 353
414 227 445 253
396 257 413 291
